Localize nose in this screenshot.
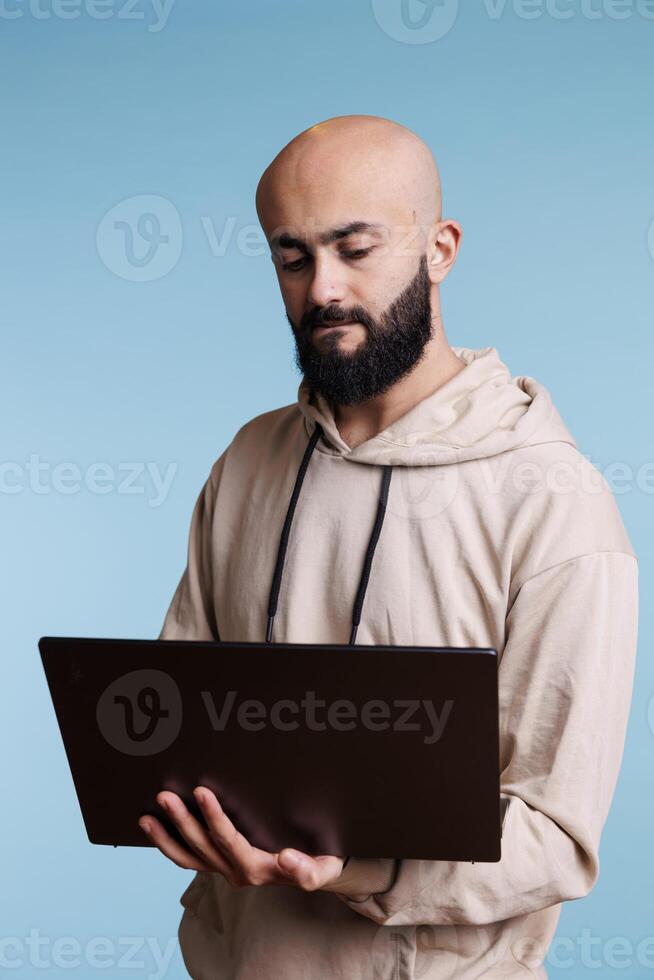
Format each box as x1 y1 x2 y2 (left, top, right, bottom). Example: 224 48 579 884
306 252 348 309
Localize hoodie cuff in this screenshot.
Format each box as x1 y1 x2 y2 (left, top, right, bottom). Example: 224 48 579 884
321 858 396 901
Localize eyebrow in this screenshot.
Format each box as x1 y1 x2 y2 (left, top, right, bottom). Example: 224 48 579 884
270 221 387 253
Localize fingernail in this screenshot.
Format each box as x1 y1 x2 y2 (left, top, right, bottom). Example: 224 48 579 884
194 787 207 804
139 819 151 833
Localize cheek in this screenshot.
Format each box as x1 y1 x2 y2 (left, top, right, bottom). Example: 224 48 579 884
363 256 420 310
276 278 306 321
354 258 404 306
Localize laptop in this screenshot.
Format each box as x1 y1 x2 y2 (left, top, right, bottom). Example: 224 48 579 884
38 636 501 862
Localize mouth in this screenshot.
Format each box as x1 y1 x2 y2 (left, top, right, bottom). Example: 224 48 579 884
312 320 358 333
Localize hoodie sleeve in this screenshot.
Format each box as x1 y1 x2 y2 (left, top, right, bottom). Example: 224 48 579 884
157 451 228 643
325 549 639 925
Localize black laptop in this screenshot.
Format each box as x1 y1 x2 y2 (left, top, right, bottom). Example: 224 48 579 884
38 636 501 862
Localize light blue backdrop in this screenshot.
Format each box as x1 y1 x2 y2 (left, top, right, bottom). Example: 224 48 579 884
2 1 652 976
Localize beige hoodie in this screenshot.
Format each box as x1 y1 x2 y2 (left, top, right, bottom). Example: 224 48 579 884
159 345 638 980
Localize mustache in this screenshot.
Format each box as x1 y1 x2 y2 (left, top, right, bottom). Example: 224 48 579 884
301 307 370 332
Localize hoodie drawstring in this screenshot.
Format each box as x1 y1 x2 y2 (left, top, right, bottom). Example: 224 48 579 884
266 422 393 646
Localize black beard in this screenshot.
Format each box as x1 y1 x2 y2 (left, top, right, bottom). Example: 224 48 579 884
287 253 433 407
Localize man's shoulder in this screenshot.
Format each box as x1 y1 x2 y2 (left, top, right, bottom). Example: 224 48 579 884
484 440 624 509
502 441 638 586
205 400 304 486
231 400 304 449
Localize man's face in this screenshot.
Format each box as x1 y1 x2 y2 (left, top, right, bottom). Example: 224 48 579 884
285 251 433 406
273 213 432 405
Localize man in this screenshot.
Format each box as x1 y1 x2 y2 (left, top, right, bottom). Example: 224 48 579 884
141 115 639 978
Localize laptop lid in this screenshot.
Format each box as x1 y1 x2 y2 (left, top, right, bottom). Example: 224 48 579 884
38 636 501 862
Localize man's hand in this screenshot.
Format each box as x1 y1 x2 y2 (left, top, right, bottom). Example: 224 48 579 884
138 786 347 892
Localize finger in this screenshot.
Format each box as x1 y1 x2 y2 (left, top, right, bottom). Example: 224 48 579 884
138 815 212 872
194 787 278 884
275 850 346 891
156 792 235 878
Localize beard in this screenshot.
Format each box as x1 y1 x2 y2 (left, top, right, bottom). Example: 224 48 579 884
286 253 434 407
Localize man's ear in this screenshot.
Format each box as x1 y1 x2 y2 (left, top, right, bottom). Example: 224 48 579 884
428 219 463 285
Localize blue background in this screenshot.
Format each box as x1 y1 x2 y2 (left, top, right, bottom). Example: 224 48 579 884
2 0 652 976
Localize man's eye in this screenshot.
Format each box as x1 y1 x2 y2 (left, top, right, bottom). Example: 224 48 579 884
342 247 375 260
281 246 375 272
281 257 307 272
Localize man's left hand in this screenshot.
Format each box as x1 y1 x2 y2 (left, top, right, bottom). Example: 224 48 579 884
138 786 347 892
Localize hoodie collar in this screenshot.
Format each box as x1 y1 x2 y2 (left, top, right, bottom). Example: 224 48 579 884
297 346 576 467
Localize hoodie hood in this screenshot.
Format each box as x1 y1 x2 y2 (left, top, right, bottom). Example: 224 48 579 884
297 345 577 466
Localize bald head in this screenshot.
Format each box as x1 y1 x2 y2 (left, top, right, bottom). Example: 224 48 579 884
254 115 463 408
255 114 441 242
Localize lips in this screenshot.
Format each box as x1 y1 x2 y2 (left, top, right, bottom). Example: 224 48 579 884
313 320 357 331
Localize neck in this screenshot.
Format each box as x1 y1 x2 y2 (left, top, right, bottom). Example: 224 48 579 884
333 321 466 450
